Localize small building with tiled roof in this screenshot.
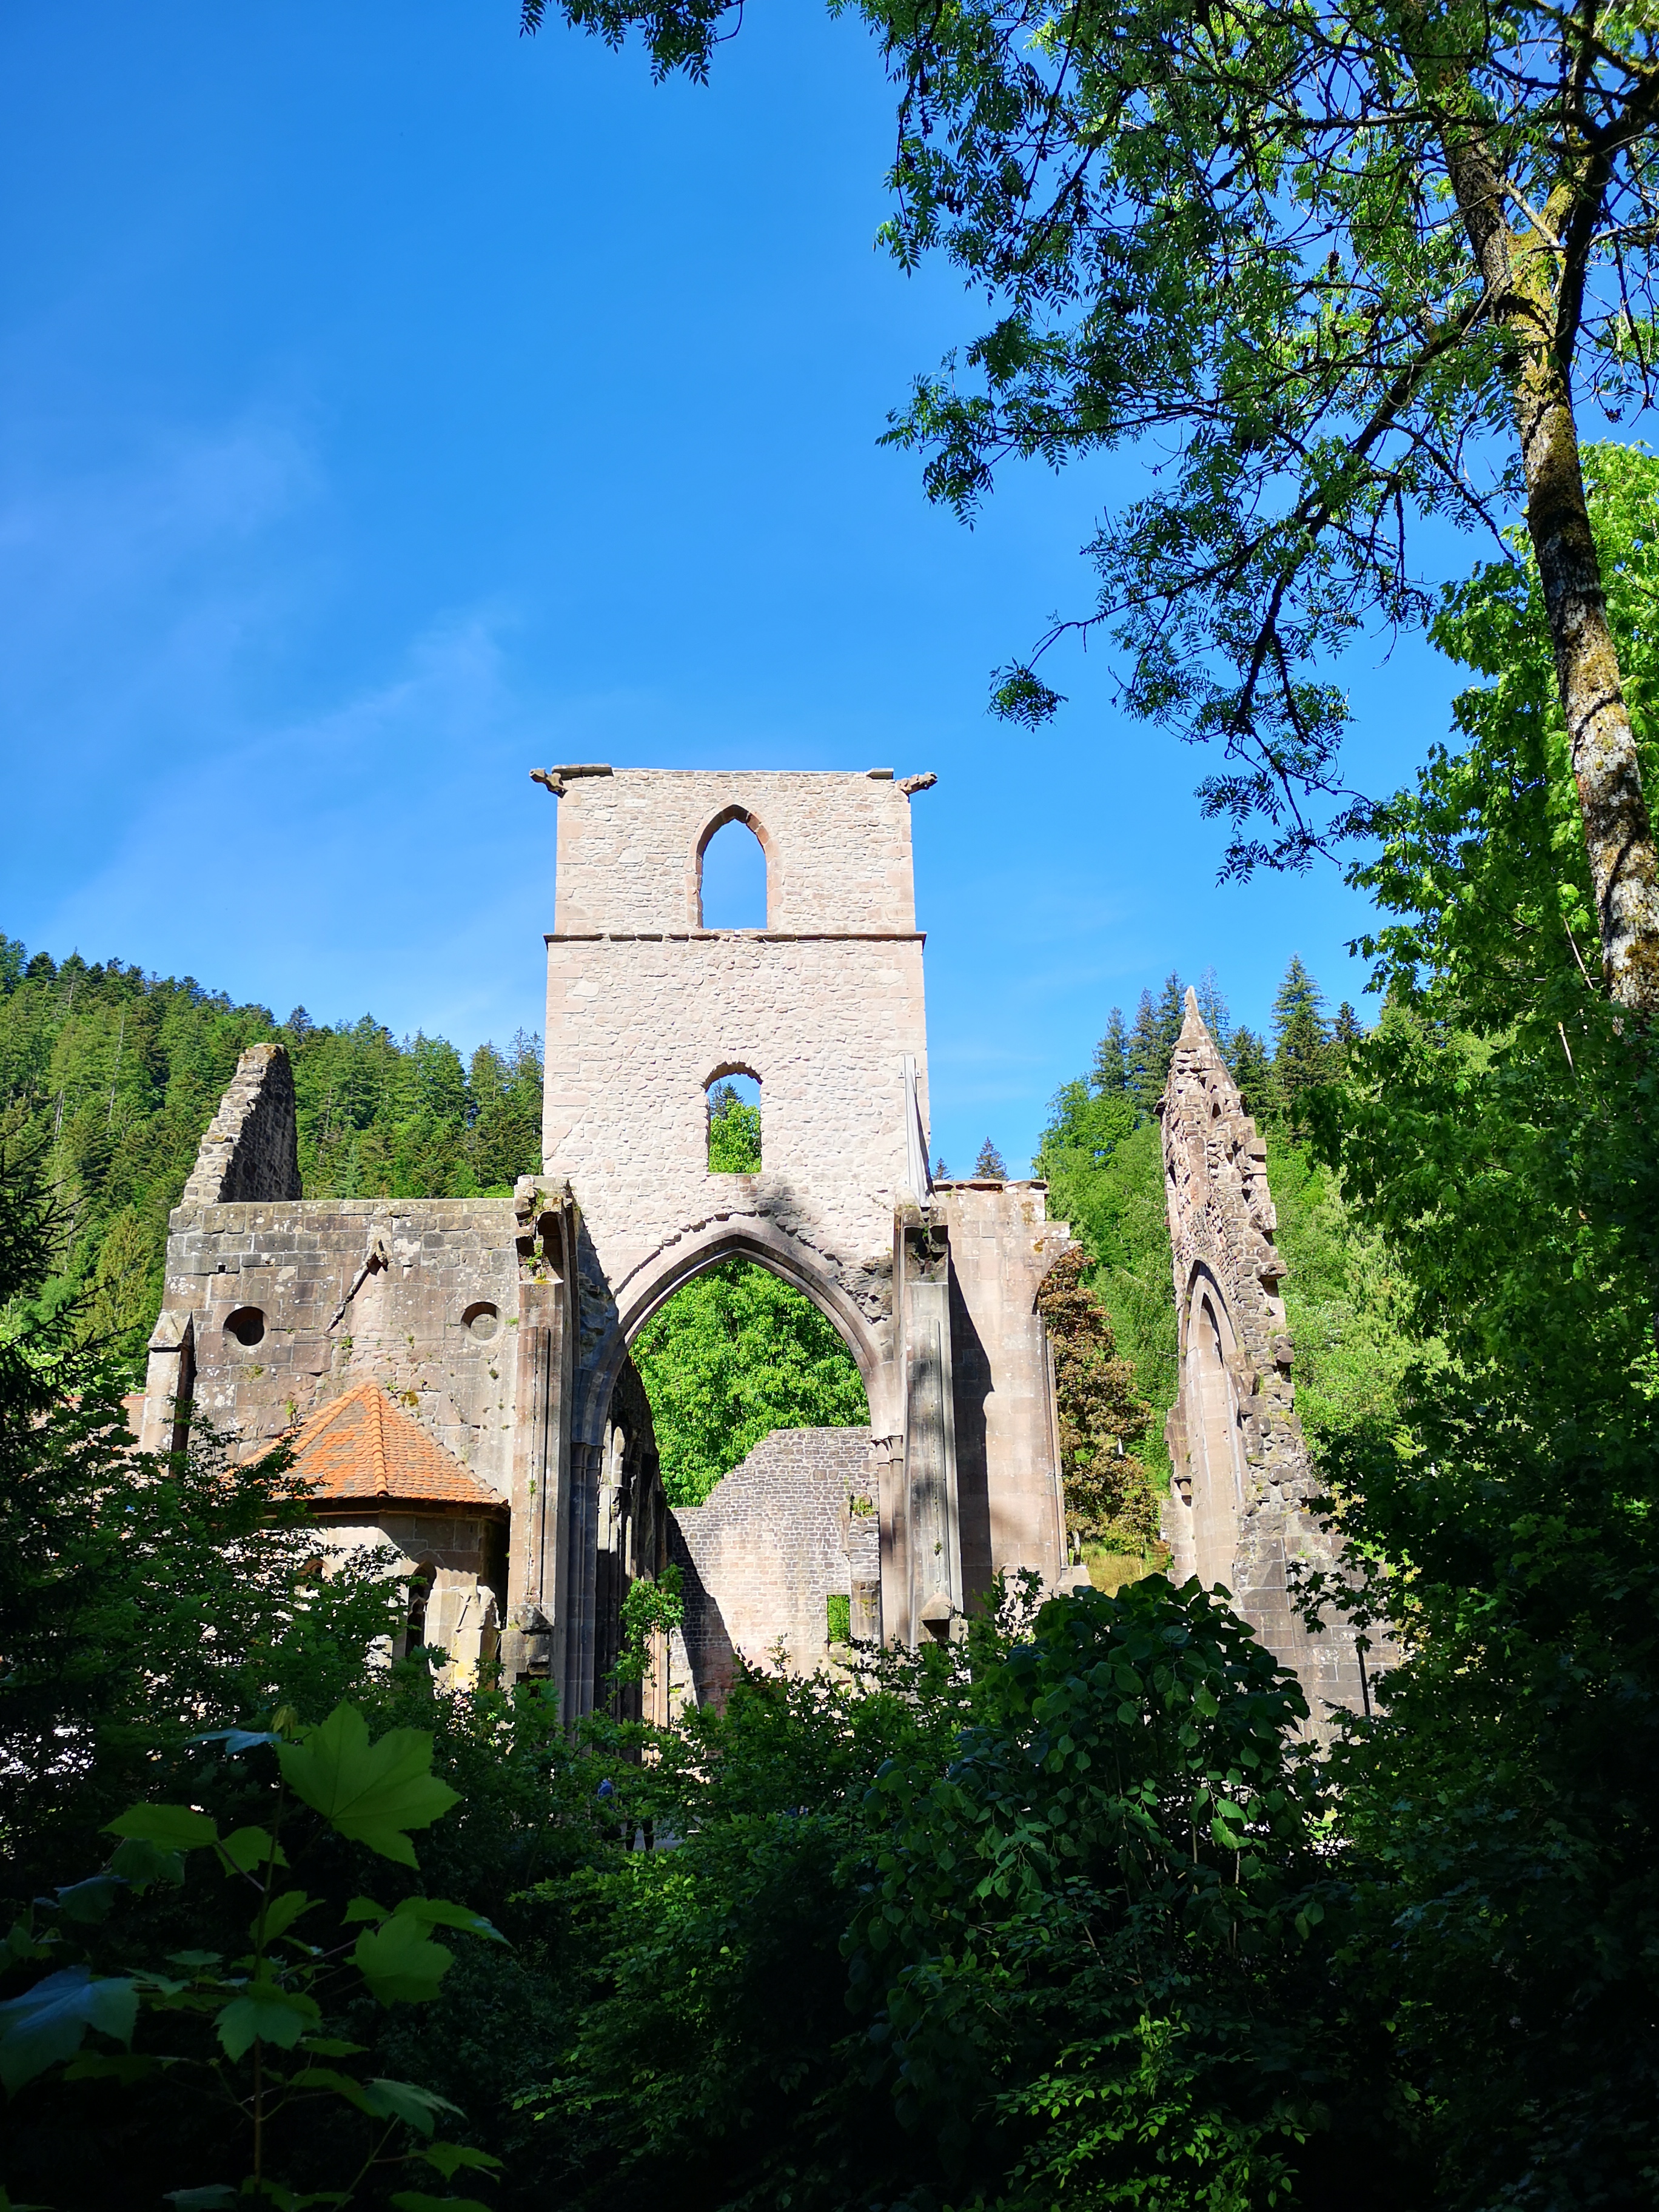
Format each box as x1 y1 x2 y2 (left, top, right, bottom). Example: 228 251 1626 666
289 1381 509 1683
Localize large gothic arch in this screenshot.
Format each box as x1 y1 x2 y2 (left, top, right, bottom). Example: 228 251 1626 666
576 1217 889 1449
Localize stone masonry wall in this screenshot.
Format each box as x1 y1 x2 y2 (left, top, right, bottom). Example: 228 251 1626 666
156 1196 523 1494
935 1183 1074 1603
551 768 919 936
544 934 927 1331
668 1427 874 1705
183 1042 302 1204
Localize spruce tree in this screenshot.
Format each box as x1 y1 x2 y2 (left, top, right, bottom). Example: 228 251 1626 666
1271 957 1333 1134
1090 1008 1130 1096
974 1138 1010 1179
1227 1027 1279 1125
1195 967 1230 1048
1127 973 1185 1116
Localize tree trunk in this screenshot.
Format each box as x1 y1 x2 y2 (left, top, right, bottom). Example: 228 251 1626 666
1428 80 1659 1012
1517 363 1659 1013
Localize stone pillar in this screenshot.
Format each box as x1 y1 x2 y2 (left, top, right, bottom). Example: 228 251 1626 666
503 1189 578 1690
562 1439 603 1722
899 1213 963 1643
932 1182 1074 1606
138 1308 195 1456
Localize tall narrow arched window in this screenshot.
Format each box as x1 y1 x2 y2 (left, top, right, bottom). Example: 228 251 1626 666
1190 1292 1244 1595
706 1071 762 1171
405 1566 434 1654
697 814 768 928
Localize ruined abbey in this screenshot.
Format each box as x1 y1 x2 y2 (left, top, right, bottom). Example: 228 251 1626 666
137 766 1367 1728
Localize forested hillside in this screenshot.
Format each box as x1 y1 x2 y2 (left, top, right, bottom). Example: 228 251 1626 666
0 938 544 1377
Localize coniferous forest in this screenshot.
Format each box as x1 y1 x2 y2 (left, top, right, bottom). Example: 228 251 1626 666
0 941 545 1377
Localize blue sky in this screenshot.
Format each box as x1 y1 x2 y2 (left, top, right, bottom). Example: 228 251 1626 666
1 0 1466 1173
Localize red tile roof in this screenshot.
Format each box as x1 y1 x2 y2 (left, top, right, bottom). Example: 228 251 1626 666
289 1382 505 1512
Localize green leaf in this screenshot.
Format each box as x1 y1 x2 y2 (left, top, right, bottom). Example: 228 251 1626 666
392 1897 507 1945
109 1837 185 1891
167 1951 224 1969
218 1827 288 1874
4 1922 51 1966
277 1705 458 1867
289 2063 375 2114
213 1982 321 2060
300 2035 368 2056
63 2049 160 2084
0 1967 138 2091
190 1726 282 1755
105 1805 218 1851
342 1895 387 1925
258 1891 317 1943
49 1875 124 1924
360 2076 464 2136
415 2143 504 2179
163 2191 236 2210
353 1915 454 2006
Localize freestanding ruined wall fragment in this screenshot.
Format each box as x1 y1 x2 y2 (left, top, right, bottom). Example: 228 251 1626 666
1159 990 1370 1729
182 1042 302 1204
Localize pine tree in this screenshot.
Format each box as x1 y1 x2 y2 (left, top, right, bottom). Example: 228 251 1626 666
1271 957 1333 1133
974 1138 1010 1179
1090 1008 1130 1096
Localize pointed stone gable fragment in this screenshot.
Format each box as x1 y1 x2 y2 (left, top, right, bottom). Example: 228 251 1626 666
1159 988 1372 1731
183 1042 302 1204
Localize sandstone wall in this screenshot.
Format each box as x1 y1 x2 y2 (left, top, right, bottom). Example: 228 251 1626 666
934 1183 1073 1603
1159 991 1369 1728
152 1196 523 1494
551 767 917 935
668 1426 874 1704
544 933 927 1331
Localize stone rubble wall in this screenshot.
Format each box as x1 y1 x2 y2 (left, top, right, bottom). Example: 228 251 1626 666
1159 991 1369 1728
182 1042 303 1205
668 1427 874 1706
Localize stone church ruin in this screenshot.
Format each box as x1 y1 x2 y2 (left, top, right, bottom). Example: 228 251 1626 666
138 765 1369 1729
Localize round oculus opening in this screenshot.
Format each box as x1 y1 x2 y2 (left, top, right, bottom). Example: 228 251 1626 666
463 1301 500 1342
224 1307 266 1348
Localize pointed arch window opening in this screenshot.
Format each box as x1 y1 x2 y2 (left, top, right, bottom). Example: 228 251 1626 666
697 814 769 930
1190 1289 1245 1595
